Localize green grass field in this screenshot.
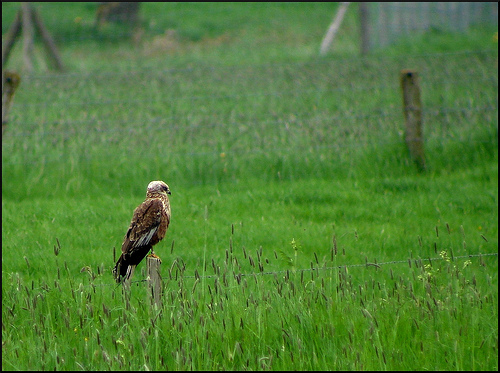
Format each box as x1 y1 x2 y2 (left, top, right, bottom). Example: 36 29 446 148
2 2 498 370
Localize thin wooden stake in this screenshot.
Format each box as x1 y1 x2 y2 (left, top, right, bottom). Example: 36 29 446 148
2 3 64 72
147 256 162 308
320 2 350 55
21 3 35 73
32 6 65 71
359 2 370 55
400 69 426 171
2 10 22 67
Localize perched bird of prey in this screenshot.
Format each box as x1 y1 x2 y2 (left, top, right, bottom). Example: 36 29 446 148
113 180 171 283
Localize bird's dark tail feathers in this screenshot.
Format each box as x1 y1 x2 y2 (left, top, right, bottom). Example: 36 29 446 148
113 255 132 283
112 245 152 283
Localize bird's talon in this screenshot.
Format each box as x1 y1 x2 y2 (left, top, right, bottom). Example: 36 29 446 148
147 253 162 263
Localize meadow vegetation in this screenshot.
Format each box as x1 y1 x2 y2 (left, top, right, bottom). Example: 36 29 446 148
2 2 498 370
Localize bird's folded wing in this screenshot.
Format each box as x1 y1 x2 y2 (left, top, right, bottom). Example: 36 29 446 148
122 198 163 252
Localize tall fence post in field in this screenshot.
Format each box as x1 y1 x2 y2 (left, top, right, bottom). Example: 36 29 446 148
147 256 162 308
359 3 370 55
21 3 35 73
400 69 426 172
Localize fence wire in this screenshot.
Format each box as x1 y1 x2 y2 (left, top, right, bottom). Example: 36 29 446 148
80 251 498 288
3 50 498 173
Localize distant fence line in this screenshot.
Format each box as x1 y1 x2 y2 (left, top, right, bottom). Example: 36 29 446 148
12 70 496 108
5 103 496 139
5 49 497 115
360 2 498 53
13 48 497 82
2 101 495 168
2 49 497 172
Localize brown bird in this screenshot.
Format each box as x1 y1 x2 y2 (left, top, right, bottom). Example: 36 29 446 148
113 180 171 283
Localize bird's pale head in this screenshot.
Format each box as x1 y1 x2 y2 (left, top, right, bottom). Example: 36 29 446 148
147 180 171 196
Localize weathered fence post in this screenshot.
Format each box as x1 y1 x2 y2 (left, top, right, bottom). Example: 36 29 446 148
400 69 426 171
21 2 35 73
2 10 22 68
359 3 370 55
31 5 65 71
319 2 350 55
147 256 162 308
2 3 64 72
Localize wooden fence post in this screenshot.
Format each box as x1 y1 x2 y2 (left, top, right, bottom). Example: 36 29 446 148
319 2 350 55
147 256 162 308
359 3 370 55
2 3 64 72
2 10 22 67
21 3 35 73
400 69 426 171
32 6 65 71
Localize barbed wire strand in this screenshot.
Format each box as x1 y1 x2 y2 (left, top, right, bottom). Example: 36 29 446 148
80 252 498 288
13 71 497 109
6 103 497 138
15 49 498 81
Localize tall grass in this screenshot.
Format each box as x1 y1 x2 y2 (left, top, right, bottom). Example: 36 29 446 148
2 226 497 370
2 50 497 199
